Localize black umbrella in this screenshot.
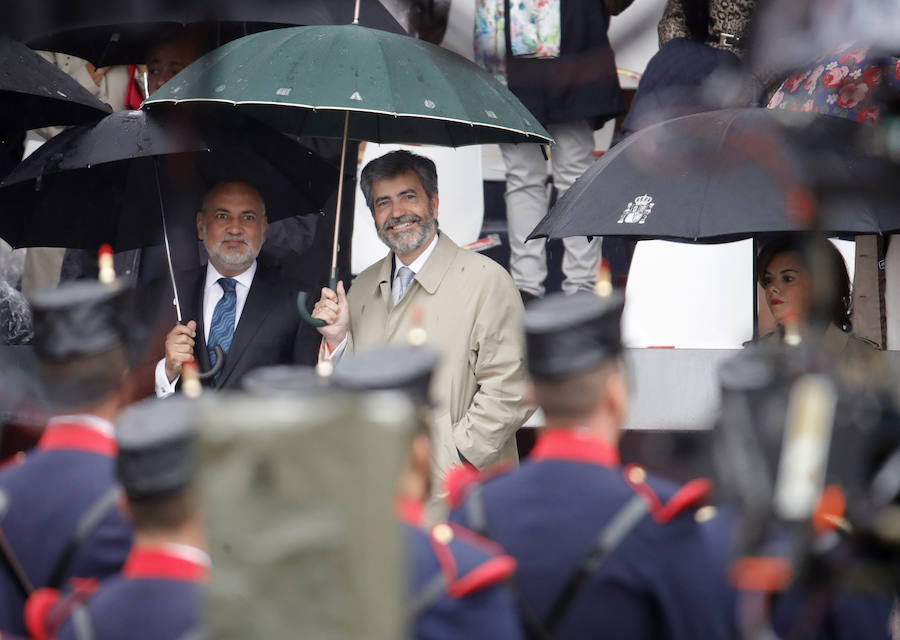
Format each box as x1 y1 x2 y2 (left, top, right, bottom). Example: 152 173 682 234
0 109 336 322
529 107 900 338
18 0 405 67
0 36 111 133
531 108 900 244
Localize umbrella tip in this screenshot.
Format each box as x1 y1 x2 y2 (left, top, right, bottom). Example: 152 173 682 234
407 306 428 347
783 311 802 346
182 360 202 398
98 244 115 284
594 258 613 298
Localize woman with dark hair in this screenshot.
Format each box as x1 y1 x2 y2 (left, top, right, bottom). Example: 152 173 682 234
756 235 886 386
757 235 852 333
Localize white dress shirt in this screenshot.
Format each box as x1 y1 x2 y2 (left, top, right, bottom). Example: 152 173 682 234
46 414 115 437
325 233 440 362
154 261 258 398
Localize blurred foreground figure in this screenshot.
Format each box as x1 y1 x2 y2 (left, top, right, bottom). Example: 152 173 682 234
713 338 899 639
0 280 135 635
448 291 729 639
331 345 524 639
197 380 409 637
28 397 207 640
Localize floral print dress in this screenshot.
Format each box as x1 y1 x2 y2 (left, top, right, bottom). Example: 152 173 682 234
767 43 900 124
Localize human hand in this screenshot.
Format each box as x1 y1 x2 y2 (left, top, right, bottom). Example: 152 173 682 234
84 62 109 86
164 320 196 382
312 281 349 348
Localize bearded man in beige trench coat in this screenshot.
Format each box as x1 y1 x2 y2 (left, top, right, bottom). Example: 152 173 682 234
313 150 533 502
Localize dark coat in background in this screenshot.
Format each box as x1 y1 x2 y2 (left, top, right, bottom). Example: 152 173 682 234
505 0 626 129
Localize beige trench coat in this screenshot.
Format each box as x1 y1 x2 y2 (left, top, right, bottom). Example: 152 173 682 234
345 233 533 491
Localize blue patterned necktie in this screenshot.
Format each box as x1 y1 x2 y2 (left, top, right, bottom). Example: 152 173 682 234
207 277 237 377
392 266 415 306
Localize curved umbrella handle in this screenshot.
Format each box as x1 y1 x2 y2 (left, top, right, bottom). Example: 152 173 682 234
297 275 338 328
176 320 225 380
195 345 225 380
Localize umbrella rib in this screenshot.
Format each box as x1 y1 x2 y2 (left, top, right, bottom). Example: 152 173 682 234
695 112 739 241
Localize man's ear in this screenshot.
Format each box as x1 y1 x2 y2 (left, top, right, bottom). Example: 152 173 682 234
604 369 628 428
430 193 439 220
196 212 205 241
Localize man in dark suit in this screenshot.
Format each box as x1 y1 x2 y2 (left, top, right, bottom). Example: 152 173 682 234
154 180 317 395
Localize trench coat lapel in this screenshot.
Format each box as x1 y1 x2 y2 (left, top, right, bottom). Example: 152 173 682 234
412 233 455 296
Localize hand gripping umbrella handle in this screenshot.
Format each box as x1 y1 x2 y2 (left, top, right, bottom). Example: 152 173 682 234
176 321 225 380
297 275 338 328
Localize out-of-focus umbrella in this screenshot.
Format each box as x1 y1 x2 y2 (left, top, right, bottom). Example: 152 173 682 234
751 0 900 76
0 109 336 326
144 11 552 325
17 0 405 67
529 107 900 338
530 108 900 244
0 110 335 252
0 36 111 133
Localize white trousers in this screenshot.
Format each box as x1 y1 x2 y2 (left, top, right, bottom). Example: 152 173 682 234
500 119 600 296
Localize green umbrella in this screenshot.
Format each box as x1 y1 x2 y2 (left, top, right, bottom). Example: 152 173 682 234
144 5 551 324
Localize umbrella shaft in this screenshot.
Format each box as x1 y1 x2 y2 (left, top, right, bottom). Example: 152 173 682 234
330 112 351 275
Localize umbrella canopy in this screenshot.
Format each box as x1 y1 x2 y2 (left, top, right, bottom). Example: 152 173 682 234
143 20 552 328
530 108 900 244
0 36 111 133
0 109 337 251
143 24 552 146
18 0 405 67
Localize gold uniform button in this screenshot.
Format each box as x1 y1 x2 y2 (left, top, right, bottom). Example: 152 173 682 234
627 466 646 484
695 506 717 523
432 523 454 545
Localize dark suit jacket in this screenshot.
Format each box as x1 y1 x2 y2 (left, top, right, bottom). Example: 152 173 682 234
505 0 626 129
153 263 318 391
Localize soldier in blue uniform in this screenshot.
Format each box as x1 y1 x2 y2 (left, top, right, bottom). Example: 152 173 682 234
0 280 135 636
27 396 207 640
447 291 731 639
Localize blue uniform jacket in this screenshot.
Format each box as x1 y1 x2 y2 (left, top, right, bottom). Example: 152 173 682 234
0 416 132 635
397 498 525 640
55 545 207 640
448 428 731 640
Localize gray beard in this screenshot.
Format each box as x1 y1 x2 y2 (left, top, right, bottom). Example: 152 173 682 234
206 236 261 271
377 214 438 256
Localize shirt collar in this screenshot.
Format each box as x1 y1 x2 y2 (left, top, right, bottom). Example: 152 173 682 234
393 232 439 276
46 414 114 438
159 543 212 568
530 428 620 467
204 260 257 291
123 544 211 583
39 414 117 457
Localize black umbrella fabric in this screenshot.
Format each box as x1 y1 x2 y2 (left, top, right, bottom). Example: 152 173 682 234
530 108 900 244
18 0 405 66
0 36 111 133
0 109 336 251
